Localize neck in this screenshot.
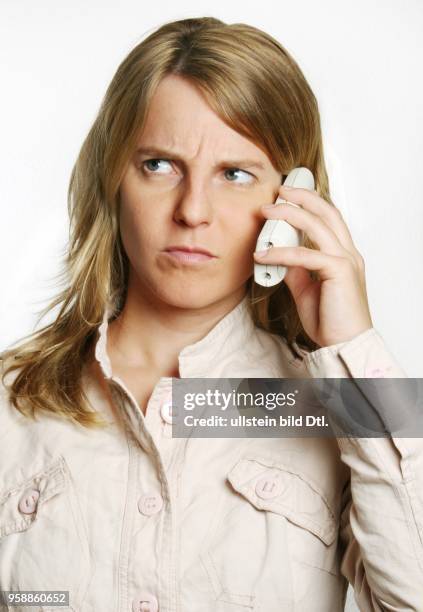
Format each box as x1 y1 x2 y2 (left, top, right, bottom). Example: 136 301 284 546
107 275 247 377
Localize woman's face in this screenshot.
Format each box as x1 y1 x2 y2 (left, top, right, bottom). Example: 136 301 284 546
119 74 282 309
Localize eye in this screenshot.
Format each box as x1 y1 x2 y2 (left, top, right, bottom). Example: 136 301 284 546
224 168 254 184
142 158 173 174
141 159 255 184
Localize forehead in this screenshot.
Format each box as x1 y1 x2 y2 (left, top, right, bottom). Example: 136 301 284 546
137 74 269 161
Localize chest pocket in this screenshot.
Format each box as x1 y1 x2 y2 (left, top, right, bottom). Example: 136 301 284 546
0 455 91 611
200 456 340 611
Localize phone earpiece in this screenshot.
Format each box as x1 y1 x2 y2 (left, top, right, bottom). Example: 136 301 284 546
253 167 315 287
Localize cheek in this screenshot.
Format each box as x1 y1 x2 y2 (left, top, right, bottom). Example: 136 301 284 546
119 197 158 262
118 170 165 253
225 208 264 256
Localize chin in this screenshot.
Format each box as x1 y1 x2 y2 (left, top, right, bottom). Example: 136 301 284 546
151 282 228 310
161 290 217 310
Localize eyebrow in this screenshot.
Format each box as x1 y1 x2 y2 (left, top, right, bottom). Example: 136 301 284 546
135 146 266 171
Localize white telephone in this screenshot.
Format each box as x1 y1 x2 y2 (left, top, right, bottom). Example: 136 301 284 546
254 167 315 287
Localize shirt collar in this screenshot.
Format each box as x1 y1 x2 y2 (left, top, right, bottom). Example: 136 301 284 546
94 293 256 379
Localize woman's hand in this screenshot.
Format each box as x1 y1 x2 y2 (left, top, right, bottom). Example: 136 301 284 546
253 184 373 348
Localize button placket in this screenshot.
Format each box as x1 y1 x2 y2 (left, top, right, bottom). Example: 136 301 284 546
95 317 175 612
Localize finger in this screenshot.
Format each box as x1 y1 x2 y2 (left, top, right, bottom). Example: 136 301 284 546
283 265 315 302
283 265 320 330
261 202 352 260
253 245 356 281
278 185 358 254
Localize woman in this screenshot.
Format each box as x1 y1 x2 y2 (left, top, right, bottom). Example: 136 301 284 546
1 16 422 612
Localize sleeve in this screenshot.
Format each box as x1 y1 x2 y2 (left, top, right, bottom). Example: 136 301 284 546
302 327 423 611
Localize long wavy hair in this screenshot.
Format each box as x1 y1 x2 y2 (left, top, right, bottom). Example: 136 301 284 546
1 16 334 428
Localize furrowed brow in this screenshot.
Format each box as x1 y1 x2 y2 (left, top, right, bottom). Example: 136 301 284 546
135 146 266 171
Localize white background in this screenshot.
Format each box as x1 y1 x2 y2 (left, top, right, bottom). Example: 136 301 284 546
1 2 422 608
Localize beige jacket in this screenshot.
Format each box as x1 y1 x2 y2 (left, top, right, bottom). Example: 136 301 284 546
0 294 422 612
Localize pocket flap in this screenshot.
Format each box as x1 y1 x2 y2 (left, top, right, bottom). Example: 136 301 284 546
0 456 67 538
227 457 338 545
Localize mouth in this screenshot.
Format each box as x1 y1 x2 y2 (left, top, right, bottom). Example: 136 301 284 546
163 246 217 264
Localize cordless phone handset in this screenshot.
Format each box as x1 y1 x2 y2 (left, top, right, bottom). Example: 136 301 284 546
254 167 315 287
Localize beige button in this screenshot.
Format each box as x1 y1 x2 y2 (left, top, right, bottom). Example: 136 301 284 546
160 400 178 424
132 592 159 612
18 488 40 514
255 475 283 499
137 493 163 516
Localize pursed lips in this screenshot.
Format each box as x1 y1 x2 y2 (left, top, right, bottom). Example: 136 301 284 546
163 246 217 263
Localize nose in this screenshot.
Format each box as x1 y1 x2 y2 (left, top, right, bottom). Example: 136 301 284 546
173 170 213 228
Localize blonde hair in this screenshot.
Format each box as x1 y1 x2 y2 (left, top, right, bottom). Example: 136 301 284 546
1 16 334 428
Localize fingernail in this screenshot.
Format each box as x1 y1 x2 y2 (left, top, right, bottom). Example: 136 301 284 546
254 249 268 257
282 185 293 190
262 204 275 209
